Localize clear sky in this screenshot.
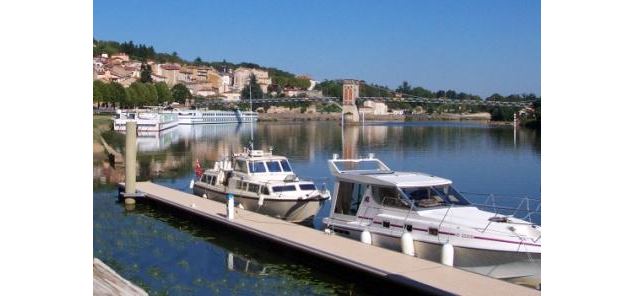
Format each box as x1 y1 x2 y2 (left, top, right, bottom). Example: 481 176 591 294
94 0 540 97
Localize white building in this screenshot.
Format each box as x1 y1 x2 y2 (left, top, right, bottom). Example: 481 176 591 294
359 100 388 115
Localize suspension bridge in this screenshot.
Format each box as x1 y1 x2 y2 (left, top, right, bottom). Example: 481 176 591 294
197 96 533 108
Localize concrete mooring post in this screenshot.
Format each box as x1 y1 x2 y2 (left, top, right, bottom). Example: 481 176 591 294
124 121 137 205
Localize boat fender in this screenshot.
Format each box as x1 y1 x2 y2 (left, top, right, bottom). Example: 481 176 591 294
226 194 235 220
189 179 194 189
202 194 208 199
441 243 454 266
401 232 415 256
258 194 265 206
361 230 372 245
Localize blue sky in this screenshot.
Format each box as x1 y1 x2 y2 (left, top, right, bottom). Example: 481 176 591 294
94 0 540 97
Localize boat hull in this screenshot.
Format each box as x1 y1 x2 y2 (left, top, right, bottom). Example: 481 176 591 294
194 185 326 223
329 225 540 282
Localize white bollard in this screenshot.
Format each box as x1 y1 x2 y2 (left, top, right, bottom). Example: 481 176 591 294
189 179 194 189
202 194 208 199
226 194 235 220
401 232 415 256
360 229 372 245
324 228 332 235
441 243 454 266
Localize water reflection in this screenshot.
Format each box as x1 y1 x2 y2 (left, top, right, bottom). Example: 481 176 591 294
95 121 540 198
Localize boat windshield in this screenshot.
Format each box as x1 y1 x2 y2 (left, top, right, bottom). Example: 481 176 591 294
280 160 293 172
265 161 282 172
249 161 267 173
400 185 471 208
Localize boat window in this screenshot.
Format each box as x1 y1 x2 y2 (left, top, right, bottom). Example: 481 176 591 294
272 185 297 192
201 174 209 183
260 186 270 195
299 184 316 191
280 160 293 172
241 181 248 191
400 185 470 207
373 186 409 209
210 176 216 185
249 161 267 173
265 161 282 172
248 183 259 193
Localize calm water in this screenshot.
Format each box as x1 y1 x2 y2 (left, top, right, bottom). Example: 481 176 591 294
93 121 540 295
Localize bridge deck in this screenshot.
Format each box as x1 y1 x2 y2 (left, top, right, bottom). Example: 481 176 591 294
122 181 538 296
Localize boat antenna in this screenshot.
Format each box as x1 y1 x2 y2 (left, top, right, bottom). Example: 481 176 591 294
249 81 254 151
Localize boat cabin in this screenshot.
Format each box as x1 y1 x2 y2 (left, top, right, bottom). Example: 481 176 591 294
328 156 472 219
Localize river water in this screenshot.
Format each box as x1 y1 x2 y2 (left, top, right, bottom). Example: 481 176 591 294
93 120 540 295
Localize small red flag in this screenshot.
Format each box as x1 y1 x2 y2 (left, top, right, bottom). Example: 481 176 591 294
195 159 203 177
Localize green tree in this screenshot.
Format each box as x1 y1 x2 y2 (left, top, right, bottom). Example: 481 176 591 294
140 63 153 83
194 57 203 65
155 82 171 104
171 83 192 104
241 74 264 100
411 87 433 98
446 90 457 100
486 93 505 101
110 82 127 107
93 80 105 106
315 80 342 98
125 87 139 108
130 82 150 106
396 81 412 94
145 83 158 105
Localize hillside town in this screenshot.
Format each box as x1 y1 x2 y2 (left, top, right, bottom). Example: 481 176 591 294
93 52 323 102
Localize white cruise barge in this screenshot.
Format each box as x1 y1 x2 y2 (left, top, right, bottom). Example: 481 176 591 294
172 109 258 125
114 110 179 133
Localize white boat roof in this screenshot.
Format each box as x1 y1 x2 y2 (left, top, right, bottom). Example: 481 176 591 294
233 151 288 162
328 157 452 187
337 171 451 187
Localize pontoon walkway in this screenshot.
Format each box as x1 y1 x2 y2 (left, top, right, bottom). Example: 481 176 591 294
121 181 539 296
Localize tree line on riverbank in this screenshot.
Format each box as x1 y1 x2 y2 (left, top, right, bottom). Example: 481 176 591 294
93 80 193 108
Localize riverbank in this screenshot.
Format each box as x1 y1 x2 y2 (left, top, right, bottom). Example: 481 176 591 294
93 115 112 163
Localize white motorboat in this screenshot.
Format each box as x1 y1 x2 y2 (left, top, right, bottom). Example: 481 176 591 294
193 148 331 223
322 154 541 284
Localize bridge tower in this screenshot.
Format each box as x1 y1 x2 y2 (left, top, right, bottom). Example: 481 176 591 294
341 79 360 123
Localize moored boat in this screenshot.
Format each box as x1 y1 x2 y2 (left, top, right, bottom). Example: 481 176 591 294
322 154 541 285
170 109 257 125
193 148 330 223
113 109 178 133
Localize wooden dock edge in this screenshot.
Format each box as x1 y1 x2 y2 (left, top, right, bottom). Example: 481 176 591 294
93 258 147 296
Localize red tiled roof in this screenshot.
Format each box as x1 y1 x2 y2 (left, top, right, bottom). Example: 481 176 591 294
161 64 181 70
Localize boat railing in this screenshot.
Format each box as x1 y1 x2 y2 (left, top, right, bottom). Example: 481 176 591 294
461 192 541 226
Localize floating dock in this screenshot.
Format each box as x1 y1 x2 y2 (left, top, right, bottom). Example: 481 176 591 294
120 181 539 296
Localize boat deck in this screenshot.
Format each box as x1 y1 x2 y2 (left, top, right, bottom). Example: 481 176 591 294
122 181 539 296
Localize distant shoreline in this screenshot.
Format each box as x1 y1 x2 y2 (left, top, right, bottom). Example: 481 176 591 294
256 112 518 125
